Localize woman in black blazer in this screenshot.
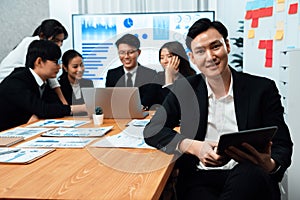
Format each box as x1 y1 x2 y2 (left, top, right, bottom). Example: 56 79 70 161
58 50 93 114
150 41 196 107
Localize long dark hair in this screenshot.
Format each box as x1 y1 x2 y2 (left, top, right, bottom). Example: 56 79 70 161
159 41 196 77
32 19 68 40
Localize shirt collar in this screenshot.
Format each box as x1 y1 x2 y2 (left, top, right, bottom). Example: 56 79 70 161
29 68 46 87
123 65 138 75
206 74 234 99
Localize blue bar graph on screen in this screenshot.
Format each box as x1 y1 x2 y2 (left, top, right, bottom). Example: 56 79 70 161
80 18 117 81
153 16 169 40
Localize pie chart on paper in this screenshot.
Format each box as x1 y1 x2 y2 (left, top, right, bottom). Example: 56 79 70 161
123 18 133 28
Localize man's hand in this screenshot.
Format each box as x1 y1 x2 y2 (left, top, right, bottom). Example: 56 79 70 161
179 139 229 167
224 141 276 172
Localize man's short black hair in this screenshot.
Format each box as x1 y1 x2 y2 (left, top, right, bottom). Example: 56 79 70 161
186 18 228 50
25 40 61 69
115 33 140 49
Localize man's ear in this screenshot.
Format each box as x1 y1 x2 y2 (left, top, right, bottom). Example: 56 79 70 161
33 57 43 69
225 39 231 54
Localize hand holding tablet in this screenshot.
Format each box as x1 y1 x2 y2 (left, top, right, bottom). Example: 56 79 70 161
216 126 278 156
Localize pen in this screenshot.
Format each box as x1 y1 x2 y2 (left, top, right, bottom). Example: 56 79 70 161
0 148 21 156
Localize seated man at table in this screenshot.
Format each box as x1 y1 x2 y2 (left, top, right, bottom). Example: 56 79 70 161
105 33 157 109
144 18 293 200
0 40 86 131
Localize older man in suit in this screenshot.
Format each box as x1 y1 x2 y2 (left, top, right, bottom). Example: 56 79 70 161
105 34 157 109
0 40 85 131
144 18 293 200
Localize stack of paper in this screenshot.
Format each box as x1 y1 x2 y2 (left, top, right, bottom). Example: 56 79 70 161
17 137 96 148
0 127 52 140
0 148 55 164
91 119 154 149
27 119 89 128
41 126 113 137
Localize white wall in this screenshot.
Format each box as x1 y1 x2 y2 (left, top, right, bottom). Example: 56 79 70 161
0 0 49 61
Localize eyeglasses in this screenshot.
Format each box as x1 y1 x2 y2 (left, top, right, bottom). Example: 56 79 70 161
118 49 138 56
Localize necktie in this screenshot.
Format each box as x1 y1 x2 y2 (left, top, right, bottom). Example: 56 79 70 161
39 83 45 98
127 73 133 87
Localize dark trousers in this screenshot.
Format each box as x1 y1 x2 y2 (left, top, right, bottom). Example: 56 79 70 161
176 162 280 200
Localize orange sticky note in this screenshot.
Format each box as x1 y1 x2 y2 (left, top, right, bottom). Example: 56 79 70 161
266 40 273 49
277 0 285 3
275 30 284 40
288 3 298 14
245 10 253 19
266 49 273 59
252 10 260 18
251 18 259 28
258 40 266 49
265 58 273 67
265 7 273 17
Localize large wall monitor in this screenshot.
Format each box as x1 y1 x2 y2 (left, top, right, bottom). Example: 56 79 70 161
72 11 215 87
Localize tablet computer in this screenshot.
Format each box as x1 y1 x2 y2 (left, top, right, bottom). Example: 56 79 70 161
216 126 278 156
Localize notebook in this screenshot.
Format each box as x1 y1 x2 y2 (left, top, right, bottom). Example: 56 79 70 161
216 126 277 155
82 87 149 119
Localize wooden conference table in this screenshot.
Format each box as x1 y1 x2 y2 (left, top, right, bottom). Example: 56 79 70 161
0 116 175 199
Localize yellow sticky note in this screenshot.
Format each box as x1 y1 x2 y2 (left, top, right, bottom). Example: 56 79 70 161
248 29 255 39
275 30 284 40
276 2 285 12
277 0 285 3
276 21 284 30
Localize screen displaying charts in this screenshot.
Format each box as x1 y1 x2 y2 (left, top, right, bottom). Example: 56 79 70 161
72 11 214 87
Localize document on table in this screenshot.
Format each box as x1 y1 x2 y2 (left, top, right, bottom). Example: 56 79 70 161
41 126 113 137
126 119 150 127
0 148 55 164
0 127 52 140
17 137 96 148
91 123 154 149
27 119 89 128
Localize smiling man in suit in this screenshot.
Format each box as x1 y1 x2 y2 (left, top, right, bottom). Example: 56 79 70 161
144 18 293 200
0 40 86 131
105 33 157 109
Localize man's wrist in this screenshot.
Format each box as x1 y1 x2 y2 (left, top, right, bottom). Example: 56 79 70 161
270 160 281 174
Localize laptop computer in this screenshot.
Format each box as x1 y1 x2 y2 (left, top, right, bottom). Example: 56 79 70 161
82 87 149 119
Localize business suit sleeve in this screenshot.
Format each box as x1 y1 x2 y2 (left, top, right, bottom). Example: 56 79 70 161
261 80 293 181
105 69 114 87
6 77 70 118
234 72 293 182
144 76 201 154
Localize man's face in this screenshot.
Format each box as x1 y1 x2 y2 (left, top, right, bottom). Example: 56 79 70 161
189 28 230 79
117 43 140 70
37 59 61 81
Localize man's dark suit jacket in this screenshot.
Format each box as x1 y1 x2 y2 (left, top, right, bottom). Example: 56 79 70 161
105 64 157 108
144 68 293 182
0 67 71 131
58 73 94 105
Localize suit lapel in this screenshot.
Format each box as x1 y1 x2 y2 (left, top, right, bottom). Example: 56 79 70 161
135 64 143 87
116 67 125 86
232 69 249 130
